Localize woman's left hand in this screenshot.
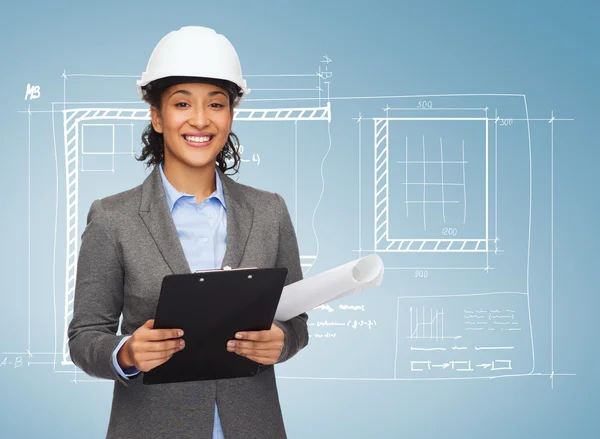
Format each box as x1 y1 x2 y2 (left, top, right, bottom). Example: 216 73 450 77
227 323 285 365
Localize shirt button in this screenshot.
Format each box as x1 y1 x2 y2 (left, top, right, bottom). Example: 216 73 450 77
203 238 208 243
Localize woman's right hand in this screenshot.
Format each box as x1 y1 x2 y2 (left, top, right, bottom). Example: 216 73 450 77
117 319 185 372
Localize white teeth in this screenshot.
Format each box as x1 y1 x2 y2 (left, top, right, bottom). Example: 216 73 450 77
185 135 211 143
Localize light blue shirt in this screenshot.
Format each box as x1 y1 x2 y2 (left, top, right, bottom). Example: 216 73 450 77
111 162 227 438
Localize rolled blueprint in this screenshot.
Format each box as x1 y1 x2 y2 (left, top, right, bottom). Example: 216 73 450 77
274 253 384 321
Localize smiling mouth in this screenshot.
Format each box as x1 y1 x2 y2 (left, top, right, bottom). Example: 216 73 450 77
182 134 215 147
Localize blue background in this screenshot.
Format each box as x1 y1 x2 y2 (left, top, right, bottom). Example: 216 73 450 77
1 1 598 438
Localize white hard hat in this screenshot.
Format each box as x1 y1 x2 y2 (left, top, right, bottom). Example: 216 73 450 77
137 26 249 107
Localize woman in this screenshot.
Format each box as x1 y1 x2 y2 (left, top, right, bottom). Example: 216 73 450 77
67 26 309 439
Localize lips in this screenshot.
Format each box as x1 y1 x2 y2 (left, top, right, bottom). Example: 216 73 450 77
182 133 215 148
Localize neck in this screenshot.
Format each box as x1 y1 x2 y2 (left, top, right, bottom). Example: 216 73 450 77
162 159 217 203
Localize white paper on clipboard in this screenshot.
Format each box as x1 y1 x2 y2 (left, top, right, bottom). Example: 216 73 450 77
274 254 384 321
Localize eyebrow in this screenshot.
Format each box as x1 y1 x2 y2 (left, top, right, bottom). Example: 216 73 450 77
169 89 227 99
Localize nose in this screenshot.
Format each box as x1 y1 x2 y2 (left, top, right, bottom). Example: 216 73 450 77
188 106 210 129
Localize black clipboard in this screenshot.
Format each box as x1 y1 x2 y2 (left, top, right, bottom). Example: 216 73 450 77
143 267 288 385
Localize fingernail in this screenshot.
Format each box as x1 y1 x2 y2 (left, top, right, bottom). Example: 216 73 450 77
178 330 184 337
228 341 235 348
180 340 185 348
235 333 242 339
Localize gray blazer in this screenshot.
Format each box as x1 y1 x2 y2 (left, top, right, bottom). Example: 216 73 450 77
68 165 309 439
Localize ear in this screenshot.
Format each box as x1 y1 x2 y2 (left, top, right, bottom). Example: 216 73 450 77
150 106 163 134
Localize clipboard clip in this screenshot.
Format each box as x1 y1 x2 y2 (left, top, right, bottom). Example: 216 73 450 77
194 266 257 273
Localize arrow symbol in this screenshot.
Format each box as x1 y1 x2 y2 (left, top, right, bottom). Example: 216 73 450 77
432 363 451 369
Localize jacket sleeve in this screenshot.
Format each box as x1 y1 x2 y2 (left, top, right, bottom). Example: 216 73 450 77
67 199 139 386
272 193 309 363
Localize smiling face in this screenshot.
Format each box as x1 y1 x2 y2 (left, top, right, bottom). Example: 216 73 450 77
150 81 233 172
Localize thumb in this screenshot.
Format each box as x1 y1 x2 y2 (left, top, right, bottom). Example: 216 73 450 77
143 319 155 330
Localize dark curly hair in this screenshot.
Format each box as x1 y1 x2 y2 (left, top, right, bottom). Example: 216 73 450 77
136 76 243 175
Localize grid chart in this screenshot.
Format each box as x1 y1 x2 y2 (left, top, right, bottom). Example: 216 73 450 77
61 103 331 365
374 117 489 253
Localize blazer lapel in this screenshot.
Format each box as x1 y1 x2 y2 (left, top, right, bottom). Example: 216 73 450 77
138 165 254 273
138 166 191 275
218 168 254 269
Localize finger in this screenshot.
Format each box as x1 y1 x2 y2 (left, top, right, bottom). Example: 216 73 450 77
235 347 282 359
143 319 155 329
228 340 282 351
136 345 183 362
139 338 184 353
234 330 271 342
149 345 183 360
142 328 184 341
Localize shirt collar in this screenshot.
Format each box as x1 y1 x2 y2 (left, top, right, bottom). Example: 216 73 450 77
158 162 226 212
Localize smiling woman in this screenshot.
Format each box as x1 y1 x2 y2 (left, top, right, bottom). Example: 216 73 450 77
138 79 242 198
67 26 309 439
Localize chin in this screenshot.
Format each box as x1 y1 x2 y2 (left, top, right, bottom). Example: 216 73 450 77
182 154 217 168
180 156 216 169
